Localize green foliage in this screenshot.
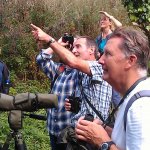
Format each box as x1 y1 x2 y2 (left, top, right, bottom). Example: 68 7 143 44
122 0 150 42
122 0 150 74
23 110 49 150
0 112 9 143
9 79 49 95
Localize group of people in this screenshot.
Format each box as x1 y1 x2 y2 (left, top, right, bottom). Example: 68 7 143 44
31 11 150 150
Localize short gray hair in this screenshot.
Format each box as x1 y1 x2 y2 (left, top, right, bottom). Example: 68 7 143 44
110 27 150 70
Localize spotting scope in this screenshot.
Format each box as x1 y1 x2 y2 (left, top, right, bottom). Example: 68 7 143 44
0 92 58 111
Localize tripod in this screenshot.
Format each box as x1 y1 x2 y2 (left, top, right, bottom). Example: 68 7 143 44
2 129 27 150
1 110 46 150
0 92 56 150
1 110 26 150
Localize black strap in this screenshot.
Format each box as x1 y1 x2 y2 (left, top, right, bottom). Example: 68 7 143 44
83 91 105 122
124 90 150 131
103 77 147 127
78 73 105 122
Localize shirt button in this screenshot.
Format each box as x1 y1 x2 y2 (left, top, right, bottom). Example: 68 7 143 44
54 119 57 122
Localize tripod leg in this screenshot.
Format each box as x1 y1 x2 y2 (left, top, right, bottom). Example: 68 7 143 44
2 131 13 150
14 131 27 150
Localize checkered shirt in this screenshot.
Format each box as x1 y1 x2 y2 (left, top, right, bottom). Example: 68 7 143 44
36 51 79 136
71 61 112 127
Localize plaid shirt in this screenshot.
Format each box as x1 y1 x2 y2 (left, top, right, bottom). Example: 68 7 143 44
71 61 112 127
36 51 79 136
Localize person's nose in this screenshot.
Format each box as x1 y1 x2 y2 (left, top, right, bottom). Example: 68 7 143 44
72 47 77 54
98 54 104 65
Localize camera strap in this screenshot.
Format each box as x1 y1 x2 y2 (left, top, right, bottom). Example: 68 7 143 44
102 76 147 127
82 91 105 122
78 73 105 122
81 76 147 126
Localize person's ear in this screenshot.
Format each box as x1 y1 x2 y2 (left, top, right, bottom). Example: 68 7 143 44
89 46 95 55
125 54 137 69
109 20 112 27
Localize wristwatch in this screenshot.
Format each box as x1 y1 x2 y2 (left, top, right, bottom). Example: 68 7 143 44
100 141 115 150
47 38 56 46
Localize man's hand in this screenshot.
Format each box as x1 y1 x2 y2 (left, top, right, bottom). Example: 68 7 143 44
58 37 68 46
75 117 111 147
31 24 51 43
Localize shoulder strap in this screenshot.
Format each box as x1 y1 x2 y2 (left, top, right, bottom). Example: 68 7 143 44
82 90 105 122
106 33 112 40
79 73 105 122
96 35 102 47
124 90 150 131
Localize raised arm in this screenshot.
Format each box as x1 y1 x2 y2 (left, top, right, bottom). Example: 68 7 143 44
100 11 122 27
31 24 91 75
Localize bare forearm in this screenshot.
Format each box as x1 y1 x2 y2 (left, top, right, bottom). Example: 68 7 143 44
50 41 77 66
99 11 122 28
110 16 122 27
49 41 91 75
31 23 91 75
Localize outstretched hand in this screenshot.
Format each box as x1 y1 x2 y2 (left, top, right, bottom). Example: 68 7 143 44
31 24 51 43
58 37 69 47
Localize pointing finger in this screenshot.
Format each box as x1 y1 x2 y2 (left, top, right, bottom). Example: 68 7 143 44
30 24 39 30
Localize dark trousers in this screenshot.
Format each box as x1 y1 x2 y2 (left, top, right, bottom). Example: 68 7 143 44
50 133 67 150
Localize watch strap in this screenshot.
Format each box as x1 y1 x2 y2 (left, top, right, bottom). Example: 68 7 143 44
47 38 56 46
100 141 115 150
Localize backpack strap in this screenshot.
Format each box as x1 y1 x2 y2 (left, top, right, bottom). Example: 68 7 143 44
124 90 150 131
96 35 102 47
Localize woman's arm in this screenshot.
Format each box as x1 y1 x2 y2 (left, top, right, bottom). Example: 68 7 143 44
100 11 122 27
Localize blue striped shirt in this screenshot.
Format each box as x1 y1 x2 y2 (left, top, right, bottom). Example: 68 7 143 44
36 51 79 136
71 61 112 127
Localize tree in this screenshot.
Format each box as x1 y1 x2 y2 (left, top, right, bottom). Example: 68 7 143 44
122 0 150 44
